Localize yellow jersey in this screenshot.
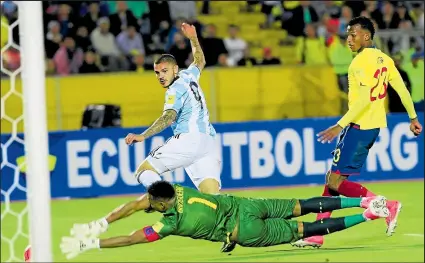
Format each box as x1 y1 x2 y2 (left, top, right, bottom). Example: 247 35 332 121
337 48 417 130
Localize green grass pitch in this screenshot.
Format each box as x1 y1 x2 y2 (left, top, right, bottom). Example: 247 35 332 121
1 180 424 262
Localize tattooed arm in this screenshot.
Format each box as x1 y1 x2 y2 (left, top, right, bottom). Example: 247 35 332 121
141 110 177 140
189 36 206 71
181 23 206 71
124 109 177 145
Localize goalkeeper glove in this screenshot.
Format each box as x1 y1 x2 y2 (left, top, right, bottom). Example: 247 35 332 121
70 218 109 238
60 236 99 260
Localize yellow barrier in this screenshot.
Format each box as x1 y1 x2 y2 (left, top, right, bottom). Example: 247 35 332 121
1 66 340 133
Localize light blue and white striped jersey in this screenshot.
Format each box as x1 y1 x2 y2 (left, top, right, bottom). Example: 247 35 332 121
163 65 216 136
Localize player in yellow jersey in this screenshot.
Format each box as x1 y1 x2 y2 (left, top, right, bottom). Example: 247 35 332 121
293 16 423 248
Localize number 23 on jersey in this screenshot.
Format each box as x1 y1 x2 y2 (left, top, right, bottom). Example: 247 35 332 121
370 67 388 102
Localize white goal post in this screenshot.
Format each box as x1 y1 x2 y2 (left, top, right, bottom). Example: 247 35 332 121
1 1 53 262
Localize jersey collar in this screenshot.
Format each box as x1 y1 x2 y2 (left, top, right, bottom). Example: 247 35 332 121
166 76 180 88
359 45 377 53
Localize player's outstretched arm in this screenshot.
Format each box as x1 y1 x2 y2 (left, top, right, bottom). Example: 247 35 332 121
181 23 206 71
70 195 150 238
61 227 163 259
104 194 150 224
125 110 177 145
99 227 160 248
141 109 177 139
318 79 372 143
337 90 371 126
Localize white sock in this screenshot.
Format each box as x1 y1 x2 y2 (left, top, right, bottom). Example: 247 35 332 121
136 170 162 189
94 238 100 249
98 217 109 228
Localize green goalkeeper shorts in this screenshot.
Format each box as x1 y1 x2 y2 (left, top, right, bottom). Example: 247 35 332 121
236 198 299 247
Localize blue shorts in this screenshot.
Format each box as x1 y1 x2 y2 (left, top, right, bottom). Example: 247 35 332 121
331 123 380 175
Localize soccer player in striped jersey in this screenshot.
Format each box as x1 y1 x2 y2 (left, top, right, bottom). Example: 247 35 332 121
124 23 221 195
293 16 422 248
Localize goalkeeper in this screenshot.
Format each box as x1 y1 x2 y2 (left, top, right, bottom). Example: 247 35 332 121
61 181 390 259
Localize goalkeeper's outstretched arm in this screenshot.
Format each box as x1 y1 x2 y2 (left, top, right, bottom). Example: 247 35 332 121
69 195 150 238
61 226 163 259
100 226 161 248
105 194 150 224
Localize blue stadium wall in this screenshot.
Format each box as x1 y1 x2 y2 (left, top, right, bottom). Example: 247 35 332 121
1 113 423 201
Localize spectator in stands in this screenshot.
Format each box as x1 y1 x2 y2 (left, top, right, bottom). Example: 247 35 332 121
139 13 151 36
53 36 84 75
79 50 103 74
166 17 186 51
129 53 146 72
90 17 129 72
360 10 371 18
338 5 353 36
107 1 149 19
169 1 197 22
296 24 328 65
392 20 414 53
411 3 424 29
148 1 172 34
116 25 145 64
78 1 109 18
169 32 191 68
364 1 382 22
237 47 258 67
74 26 93 52
394 3 414 25
378 1 399 29
401 38 424 112
201 24 228 67
284 1 318 37
309 1 327 18
55 4 76 38
387 52 412 113
108 1 139 36
317 14 330 39
148 26 167 55
81 1 102 34
261 47 281 65
327 35 353 114
343 1 365 17
1 1 17 18
218 53 229 67
260 1 281 28
323 1 341 19
224 25 247 67
45 21 63 59
411 3 424 51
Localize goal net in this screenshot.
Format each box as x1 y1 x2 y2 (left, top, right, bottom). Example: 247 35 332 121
1 1 52 262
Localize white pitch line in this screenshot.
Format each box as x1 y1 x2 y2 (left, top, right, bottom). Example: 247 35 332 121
404 233 424 237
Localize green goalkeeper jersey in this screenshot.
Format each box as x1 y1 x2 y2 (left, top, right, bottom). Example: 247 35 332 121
152 185 240 242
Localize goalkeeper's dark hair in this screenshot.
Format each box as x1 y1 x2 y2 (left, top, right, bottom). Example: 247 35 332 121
348 16 375 39
148 181 176 201
154 54 177 65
